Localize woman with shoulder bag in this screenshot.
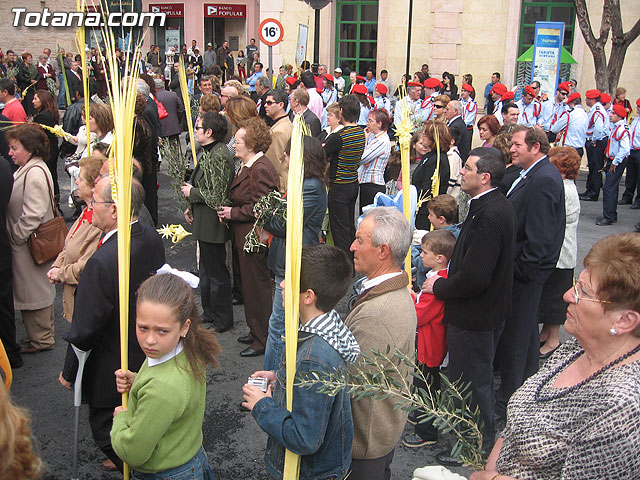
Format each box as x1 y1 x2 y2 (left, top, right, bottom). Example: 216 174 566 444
5 124 58 353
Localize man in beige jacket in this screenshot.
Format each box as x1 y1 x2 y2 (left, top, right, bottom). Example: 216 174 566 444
346 207 417 480
264 89 293 190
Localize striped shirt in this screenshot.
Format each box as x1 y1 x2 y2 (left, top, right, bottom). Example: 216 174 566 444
299 310 360 364
325 125 366 184
358 131 391 185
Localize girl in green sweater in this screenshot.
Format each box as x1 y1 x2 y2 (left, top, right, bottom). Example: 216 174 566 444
111 271 221 479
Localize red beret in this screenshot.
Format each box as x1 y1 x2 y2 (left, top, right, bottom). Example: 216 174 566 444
316 87 324 94
612 104 627 118
407 81 423 88
636 97 640 107
567 92 581 103
600 93 612 103
524 85 536 97
424 78 440 89
501 91 515 101
557 81 572 92
461 83 473 92
352 84 368 95
585 89 601 99
491 83 507 95
356 75 366 82
286 77 297 86
375 83 388 94
323 73 334 83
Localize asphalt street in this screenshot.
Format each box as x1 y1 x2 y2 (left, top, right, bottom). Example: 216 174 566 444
9 158 639 480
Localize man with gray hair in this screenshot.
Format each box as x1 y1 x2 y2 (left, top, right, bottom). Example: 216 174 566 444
345 206 417 480
60 177 165 472
255 75 271 122
445 100 469 162
289 88 321 137
136 78 161 225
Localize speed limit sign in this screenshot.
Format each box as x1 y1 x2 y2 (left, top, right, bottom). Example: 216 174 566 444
259 18 284 46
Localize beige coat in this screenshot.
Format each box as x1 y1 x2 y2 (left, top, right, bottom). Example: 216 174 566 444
265 116 293 190
7 158 56 311
345 272 417 459
51 208 101 320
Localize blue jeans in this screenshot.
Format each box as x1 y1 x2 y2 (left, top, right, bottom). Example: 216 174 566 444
57 72 67 108
132 446 214 480
602 158 628 221
264 274 284 372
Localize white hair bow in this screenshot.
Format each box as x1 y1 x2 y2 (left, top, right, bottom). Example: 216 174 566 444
157 264 200 288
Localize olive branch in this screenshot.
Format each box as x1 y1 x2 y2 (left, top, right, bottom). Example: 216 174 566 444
160 141 190 213
296 346 486 469
197 148 232 211
243 191 286 253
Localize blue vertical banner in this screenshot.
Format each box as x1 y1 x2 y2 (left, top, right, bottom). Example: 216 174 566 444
531 21 565 96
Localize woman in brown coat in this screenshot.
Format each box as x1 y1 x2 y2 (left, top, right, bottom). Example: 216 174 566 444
218 117 279 356
5 124 56 353
47 156 103 321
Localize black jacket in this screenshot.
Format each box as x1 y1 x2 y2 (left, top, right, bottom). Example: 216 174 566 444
62 222 165 408
411 150 450 230
433 188 517 331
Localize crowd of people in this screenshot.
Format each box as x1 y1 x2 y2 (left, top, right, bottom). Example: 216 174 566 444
1 42 640 480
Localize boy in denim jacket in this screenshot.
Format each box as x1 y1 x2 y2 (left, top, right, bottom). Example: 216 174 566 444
243 245 360 480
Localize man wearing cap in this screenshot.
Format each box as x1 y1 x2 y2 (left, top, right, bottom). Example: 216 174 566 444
601 93 613 134
334 67 345 95
596 104 630 226
393 81 423 129
420 77 441 122
365 69 376 95
583 89 609 201
490 83 508 124
620 98 640 209
315 64 327 91
550 92 588 157
320 74 338 127
516 86 542 127
460 84 477 160
541 81 571 141
373 83 391 116
203 42 216 74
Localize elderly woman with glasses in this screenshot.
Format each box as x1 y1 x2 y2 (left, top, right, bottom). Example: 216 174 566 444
471 232 640 480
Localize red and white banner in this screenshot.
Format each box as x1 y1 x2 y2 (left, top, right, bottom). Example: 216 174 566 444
204 4 246 18
149 3 184 17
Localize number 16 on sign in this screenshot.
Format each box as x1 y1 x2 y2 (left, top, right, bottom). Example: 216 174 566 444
259 18 284 88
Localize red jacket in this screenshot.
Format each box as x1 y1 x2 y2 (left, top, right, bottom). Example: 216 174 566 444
415 269 448 367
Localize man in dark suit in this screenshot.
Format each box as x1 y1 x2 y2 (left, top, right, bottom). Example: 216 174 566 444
59 177 165 472
445 100 469 162
289 87 322 138
495 125 565 417
424 147 516 456
137 78 161 226
154 78 184 146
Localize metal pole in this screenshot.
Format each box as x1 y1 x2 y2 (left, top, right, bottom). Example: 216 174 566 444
313 8 320 74
71 346 91 480
405 0 413 79
268 45 274 89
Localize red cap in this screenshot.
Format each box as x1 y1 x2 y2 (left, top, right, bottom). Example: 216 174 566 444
501 91 515 101
600 93 612 104
375 83 388 94
356 75 366 82
585 89 601 99
323 73 334 83
636 97 640 107
557 81 572 92
424 77 440 89
407 81 423 88
612 104 627 118
286 77 297 86
524 85 536 97
491 83 507 95
352 84 368 95
461 83 473 93
316 87 324 93
567 92 581 103
367 95 375 107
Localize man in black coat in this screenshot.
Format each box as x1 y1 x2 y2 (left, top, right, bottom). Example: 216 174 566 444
0 156 22 368
288 87 321 138
495 125 565 417
424 147 516 455
445 100 469 162
137 79 161 226
60 178 165 472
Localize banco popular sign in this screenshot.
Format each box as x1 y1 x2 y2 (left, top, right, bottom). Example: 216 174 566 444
204 4 246 18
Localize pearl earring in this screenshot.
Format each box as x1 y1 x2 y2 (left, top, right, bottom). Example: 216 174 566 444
609 327 618 336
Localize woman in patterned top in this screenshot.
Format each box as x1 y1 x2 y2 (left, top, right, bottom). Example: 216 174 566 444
471 233 640 480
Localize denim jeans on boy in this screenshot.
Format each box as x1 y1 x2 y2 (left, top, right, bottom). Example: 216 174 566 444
132 446 215 480
263 274 284 372
58 72 67 108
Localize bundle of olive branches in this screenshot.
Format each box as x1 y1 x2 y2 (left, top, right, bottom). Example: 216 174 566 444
296 346 485 469
46 77 58 96
243 191 286 253
189 96 200 124
161 141 190 212
5 66 19 80
198 147 232 211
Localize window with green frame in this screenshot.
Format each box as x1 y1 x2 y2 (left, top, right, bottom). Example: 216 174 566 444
517 0 576 57
335 0 378 77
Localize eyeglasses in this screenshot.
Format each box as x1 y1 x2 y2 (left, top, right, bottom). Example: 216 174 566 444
434 104 445 109
195 126 204 131
572 278 612 305
558 91 568 96
264 100 276 106
90 198 114 207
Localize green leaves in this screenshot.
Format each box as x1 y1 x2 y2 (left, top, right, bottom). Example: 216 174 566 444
243 190 286 253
